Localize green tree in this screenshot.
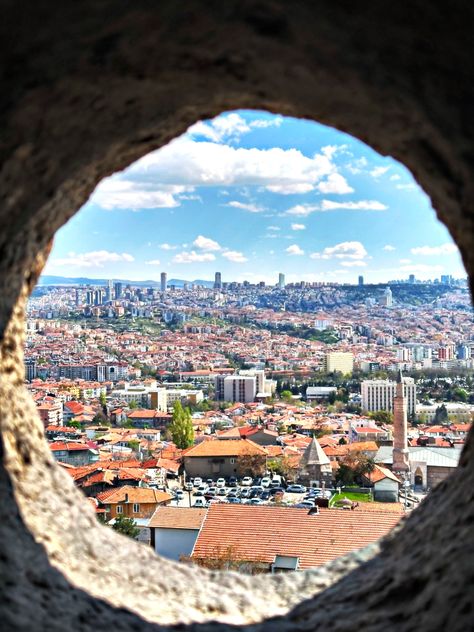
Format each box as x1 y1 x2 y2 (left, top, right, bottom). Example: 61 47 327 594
434 404 449 425
169 400 194 449
111 515 140 539
280 390 293 403
369 410 394 425
127 439 140 452
128 400 138 410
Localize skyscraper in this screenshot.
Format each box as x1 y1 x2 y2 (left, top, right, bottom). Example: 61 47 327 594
381 286 393 307
161 272 167 292
278 273 285 288
214 272 222 289
358 275 364 286
392 370 409 473
113 282 122 299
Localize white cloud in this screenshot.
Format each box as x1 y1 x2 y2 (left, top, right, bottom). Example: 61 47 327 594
159 243 178 250
267 225 281 231
145 259 161 265
172 251 216 263
222 250 248 263
346 156 368 174
383 244 396 251
411 243 458 256
266 183 315 194
91 178 190 210
390 174 401 181
286 244 305 256
291 223 306 231
400 264 444 273
193 235 221 251
321 199 388 211
370 166 390 178
340 260 367 267
187 113 283 143
227 201 265 213
310 241 368 261
317 173 354 194
286 204 320 216
399 258 412 264
51 250 135 268
396 183 416 190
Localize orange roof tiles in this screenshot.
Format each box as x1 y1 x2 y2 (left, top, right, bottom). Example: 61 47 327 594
192 504 401 569
184 439 267 458
96 485 172 505
148 507 207 529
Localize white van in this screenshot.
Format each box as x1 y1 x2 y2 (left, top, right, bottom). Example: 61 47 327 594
270 475 283 487
194 498 207 508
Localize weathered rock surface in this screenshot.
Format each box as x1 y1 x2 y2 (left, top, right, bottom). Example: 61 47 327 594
0 2 473 630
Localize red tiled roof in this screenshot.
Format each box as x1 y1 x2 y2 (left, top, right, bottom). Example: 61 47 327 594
184 439 267 458
192 505 401 569
96 485 172 505
148 507 207 529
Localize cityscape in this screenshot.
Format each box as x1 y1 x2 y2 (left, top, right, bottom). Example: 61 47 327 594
23 111 472 574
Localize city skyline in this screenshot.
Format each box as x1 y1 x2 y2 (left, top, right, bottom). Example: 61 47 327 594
43 110 466 285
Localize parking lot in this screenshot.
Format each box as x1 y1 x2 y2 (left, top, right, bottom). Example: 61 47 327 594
166 476 333 509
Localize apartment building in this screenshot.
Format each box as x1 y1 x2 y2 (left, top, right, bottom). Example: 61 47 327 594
361 377 416 416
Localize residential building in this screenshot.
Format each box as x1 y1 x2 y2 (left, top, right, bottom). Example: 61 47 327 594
361 377 416 416
214 272 222 289
223 375 257 403
148 507 207 561
191 504 402 572
323 352 354 375
97 485 173 522
160 272 167 293
306 386 337 401
49 441 98 466
183 439 267 479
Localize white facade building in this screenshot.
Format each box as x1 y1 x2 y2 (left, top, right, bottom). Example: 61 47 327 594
223 375 257 403
361 377 416 416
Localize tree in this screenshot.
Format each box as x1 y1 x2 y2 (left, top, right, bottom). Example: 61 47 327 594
128 400 138 409
169 400 194 449
369 410 393 425
111 515 140 539
127 439 140 452
434 404 449 425
280 390 293 403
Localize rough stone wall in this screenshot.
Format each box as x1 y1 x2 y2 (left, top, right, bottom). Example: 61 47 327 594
0 1 473 630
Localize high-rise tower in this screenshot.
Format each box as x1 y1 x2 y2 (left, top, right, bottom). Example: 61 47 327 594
214 272 222 289
392 370 409 473
278 273 285 288
160 272 167 292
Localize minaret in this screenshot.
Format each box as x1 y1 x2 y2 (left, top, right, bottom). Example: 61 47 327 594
392 369 409 473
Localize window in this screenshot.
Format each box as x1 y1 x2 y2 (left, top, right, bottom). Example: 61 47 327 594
230 458 236 464
133 503 140 513
116 505 123 514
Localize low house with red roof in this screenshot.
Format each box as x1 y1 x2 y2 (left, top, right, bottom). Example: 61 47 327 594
49 441 99 466
148 507 208 560
362 464 401 502
191 504 402 573
97 485 173 522
183 439 267 479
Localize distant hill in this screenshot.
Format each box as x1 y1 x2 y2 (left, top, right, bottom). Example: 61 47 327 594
37 275 214 288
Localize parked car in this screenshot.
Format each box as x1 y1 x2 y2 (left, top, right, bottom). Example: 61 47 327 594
216 478 226 488
240 488 251 498
193 490 205 497
184 482 193 492
270 475 283 487
174 490 184 500
216 488 227 496
207 487 217 495
287 484 306 494
249 486 264 498
227 489 239 498
248 498 264 505
206 479 213 486
241 476 253 486
227 497 241 504
260 490 272 500
228 476 238 487
268 487 285 496
261 477 271 488
193 498 207 508
193 477 203 488
295 500 315 509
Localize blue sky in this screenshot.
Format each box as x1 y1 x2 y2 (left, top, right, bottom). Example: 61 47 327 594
43 110 466 284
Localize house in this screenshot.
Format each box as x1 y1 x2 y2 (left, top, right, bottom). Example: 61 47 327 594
49 441 99 466
183 439 267 479
191 504 402 573
362 464 401 502
148 507 207 561
97 485 173 522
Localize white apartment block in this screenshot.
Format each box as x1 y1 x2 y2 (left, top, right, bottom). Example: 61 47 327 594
361 378 416 416
223 375 257 403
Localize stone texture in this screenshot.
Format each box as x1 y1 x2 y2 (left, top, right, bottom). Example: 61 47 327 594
0 1 473 630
